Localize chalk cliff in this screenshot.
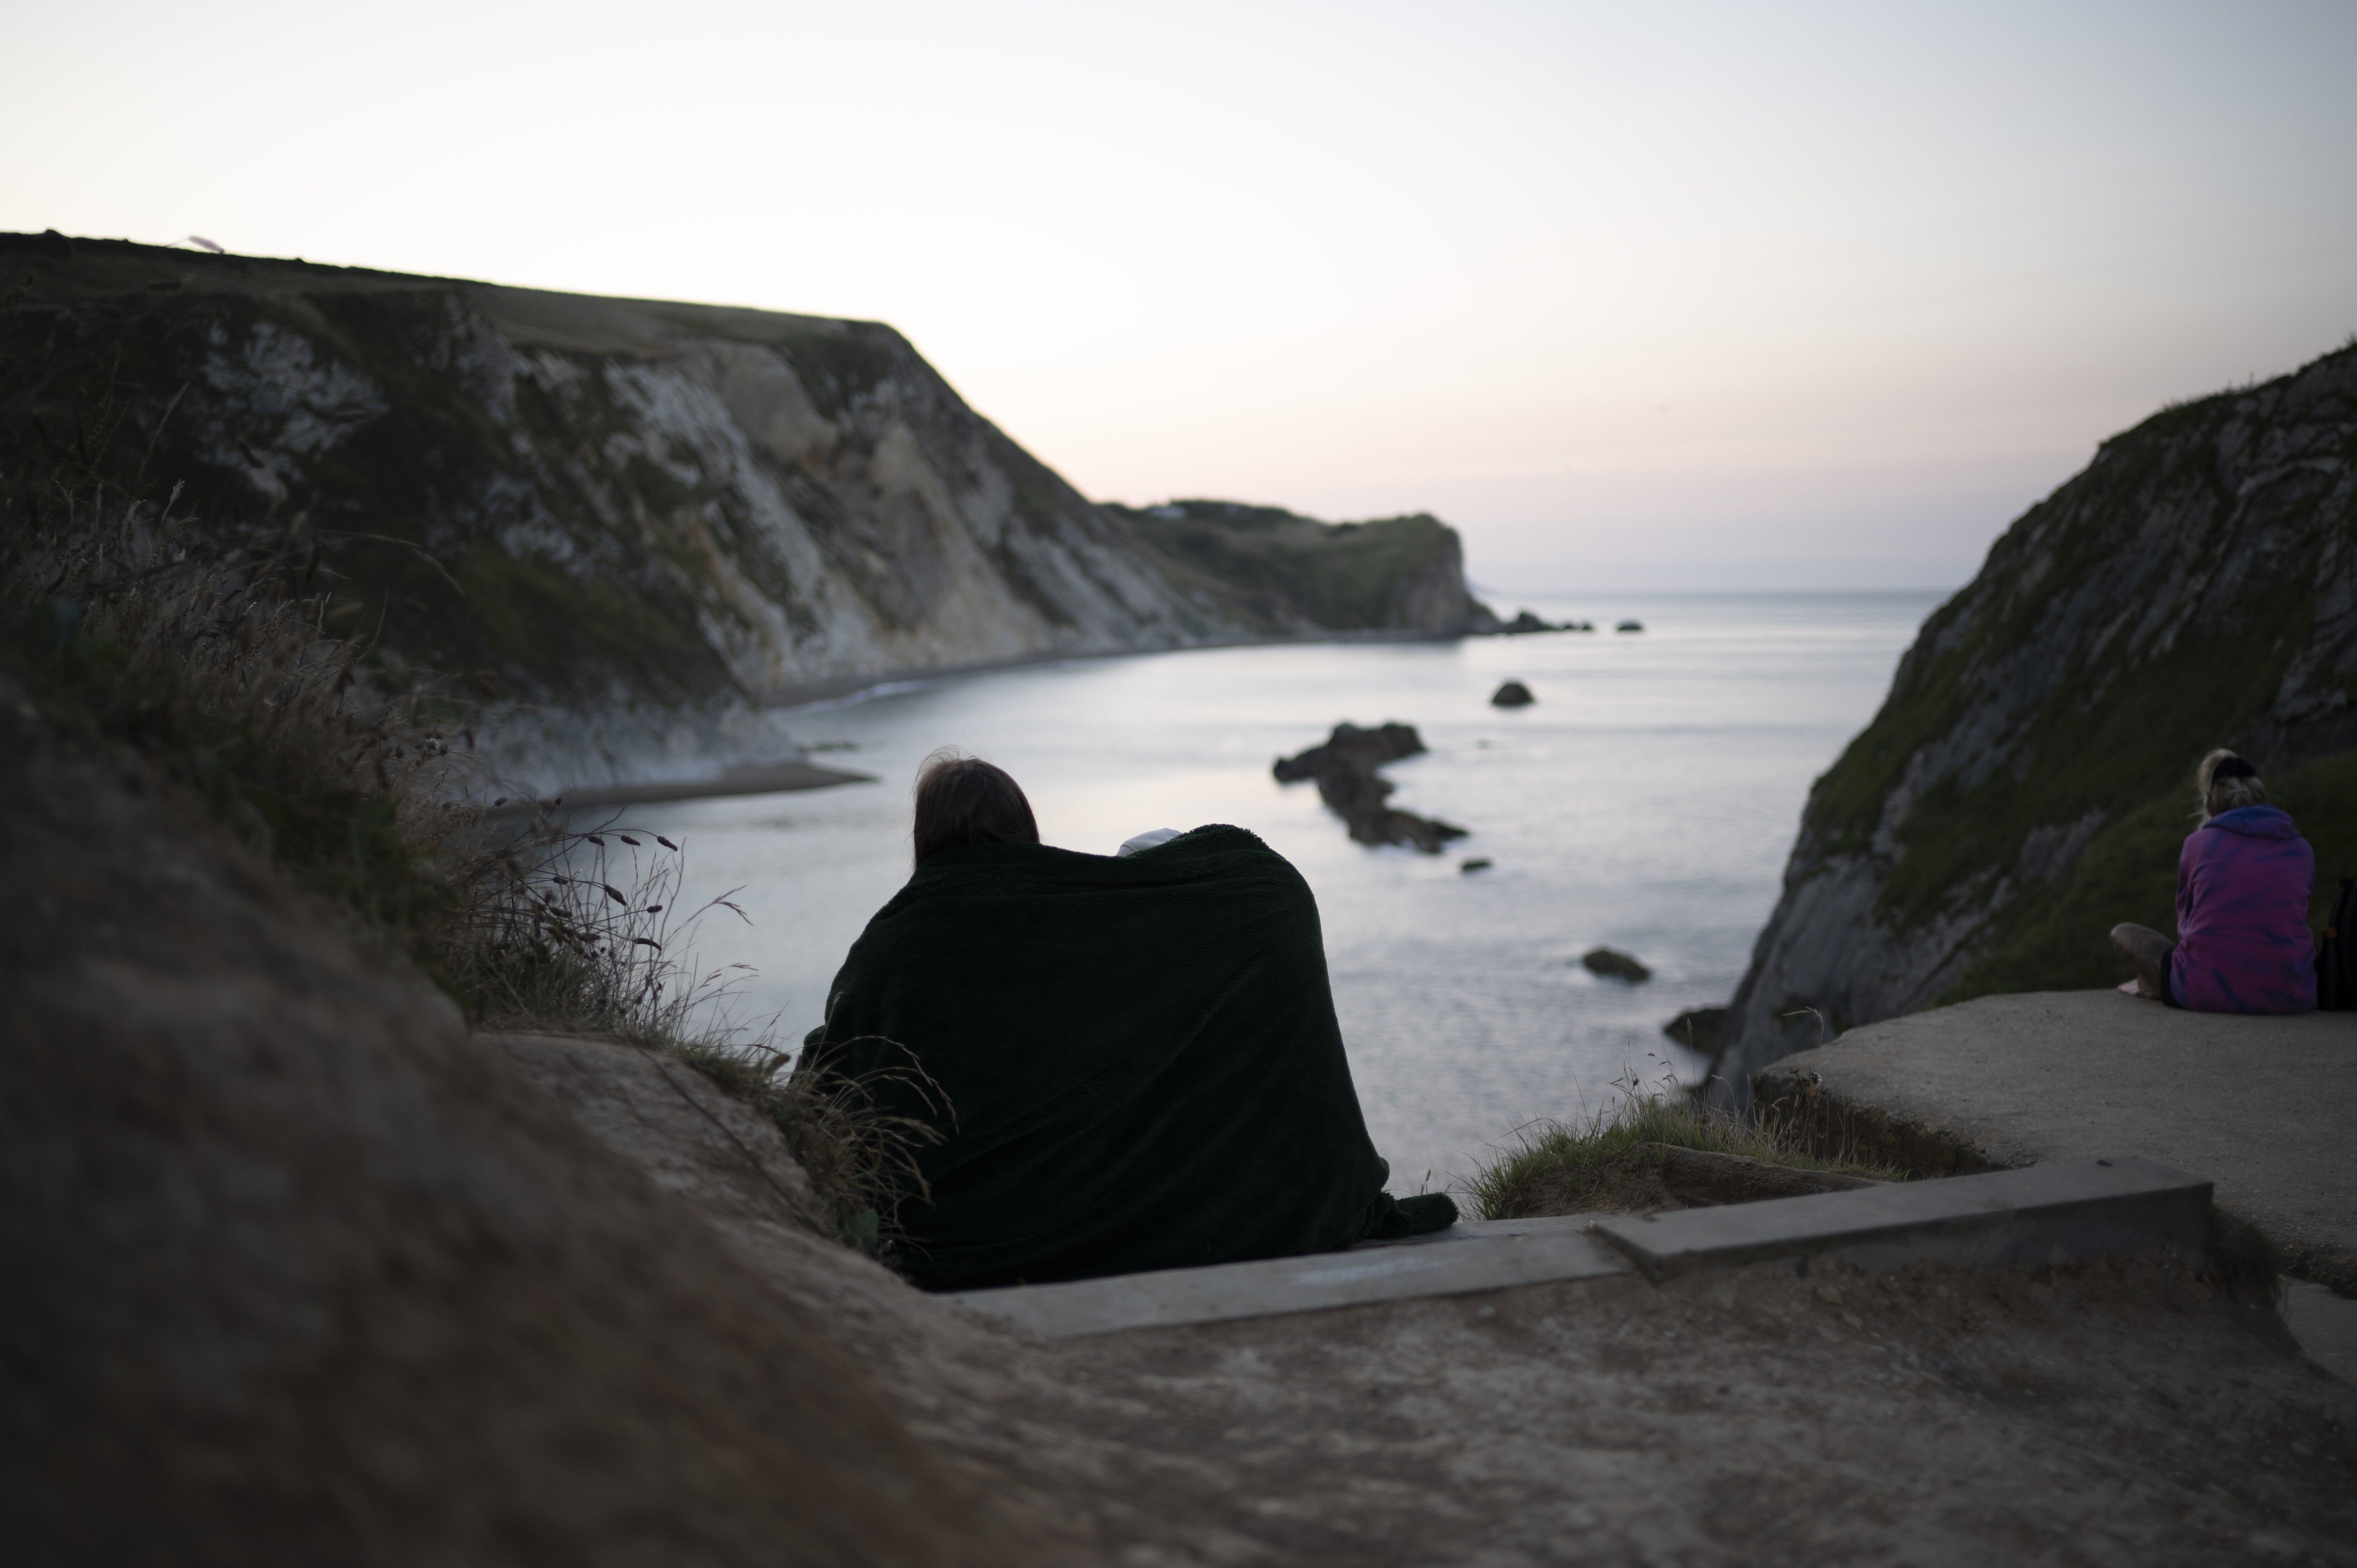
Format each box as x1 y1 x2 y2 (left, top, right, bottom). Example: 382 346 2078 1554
0 233 1491 787
1711 342 2357 1102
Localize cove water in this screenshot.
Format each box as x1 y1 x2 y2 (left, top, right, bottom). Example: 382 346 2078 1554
601 590 1944 1192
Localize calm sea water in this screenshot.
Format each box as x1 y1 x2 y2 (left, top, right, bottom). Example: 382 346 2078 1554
604 590 1944 1192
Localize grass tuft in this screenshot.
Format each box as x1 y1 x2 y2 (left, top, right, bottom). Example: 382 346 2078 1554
3 382 924 1254
661 1035 947 1254
1461 1071 1908 1220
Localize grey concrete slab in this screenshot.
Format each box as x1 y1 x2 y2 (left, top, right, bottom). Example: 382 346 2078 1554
956 1160 2208 1336
2285 1281 2357 1384
952 1222 1633 1338
1348 1215 1597 1249
1593 1155 2210 1283
1751 989 2357 1290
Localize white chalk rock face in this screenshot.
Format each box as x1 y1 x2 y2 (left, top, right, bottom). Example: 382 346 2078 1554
13 249 1258 786
9 238 1497 791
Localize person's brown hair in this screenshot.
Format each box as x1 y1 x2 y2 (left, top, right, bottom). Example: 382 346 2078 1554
912 750 1039 866
2197 748 2266 820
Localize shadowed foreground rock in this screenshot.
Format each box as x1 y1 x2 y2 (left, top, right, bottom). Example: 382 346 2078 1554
1274 721 1468 853
0 675 1054 1568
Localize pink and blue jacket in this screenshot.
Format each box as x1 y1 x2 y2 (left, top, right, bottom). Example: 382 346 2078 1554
2169 805 2316 1013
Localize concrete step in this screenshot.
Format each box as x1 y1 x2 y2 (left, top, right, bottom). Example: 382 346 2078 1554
953 1218 1629 1338
950 1156 2212 1339
1592 1154 2209 1282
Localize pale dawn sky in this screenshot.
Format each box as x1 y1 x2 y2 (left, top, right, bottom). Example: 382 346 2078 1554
5 0 2352 590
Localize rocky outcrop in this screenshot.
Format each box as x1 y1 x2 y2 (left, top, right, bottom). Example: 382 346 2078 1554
1491 680 1535 707
1274 722 1469 852
1110 499 1500 636
0 235 1494 791
1581 946 1652 982
1710 343 2357 1104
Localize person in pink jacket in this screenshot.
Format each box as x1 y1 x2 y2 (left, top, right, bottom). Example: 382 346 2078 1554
2111 750 2316 1012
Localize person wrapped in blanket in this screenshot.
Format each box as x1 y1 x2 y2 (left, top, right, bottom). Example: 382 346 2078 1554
2110 750 2315 1013
799 750 1457 1291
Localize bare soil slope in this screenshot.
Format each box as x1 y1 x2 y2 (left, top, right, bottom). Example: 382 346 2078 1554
0 675 1062 1566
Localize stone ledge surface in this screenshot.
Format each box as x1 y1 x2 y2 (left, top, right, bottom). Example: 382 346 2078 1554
954 1157 2214 1338
1752 990 2357 1292
1592 1155 2209 1282
953 1223 1632 1338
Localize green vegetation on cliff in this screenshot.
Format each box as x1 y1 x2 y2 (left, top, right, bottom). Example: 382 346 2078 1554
1110 498 1496 635
1719 341 2357 1082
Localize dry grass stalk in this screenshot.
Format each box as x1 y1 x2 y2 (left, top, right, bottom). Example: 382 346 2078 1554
3 404 930 1254
1461 1061 1908 1221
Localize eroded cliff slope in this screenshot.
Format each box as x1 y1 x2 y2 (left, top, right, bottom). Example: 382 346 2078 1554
1712 342 2357 1101
1 233 1491 786
4 236 1237 699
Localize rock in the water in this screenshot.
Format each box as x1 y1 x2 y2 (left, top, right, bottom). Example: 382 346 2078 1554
1502 610 1558 634
1661 1006 1727 1053
1272 720 1425 781
1580 946 1652 982
1273 722 1469 853
1459 857 1494 874
1615 620 1645 633
1489 680 1534 708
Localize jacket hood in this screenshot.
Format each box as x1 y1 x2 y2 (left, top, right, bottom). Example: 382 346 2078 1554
2202 804 2302 840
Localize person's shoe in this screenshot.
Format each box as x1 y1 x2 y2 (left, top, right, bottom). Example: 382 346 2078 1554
1369 1192 1459 1240
2110 923 2173 1001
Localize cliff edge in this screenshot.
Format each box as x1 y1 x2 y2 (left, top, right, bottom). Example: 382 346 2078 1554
1110 498 1500 636
0 233 1492 787
1711 341 2357 1102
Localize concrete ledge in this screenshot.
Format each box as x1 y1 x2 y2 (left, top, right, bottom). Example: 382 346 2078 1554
1750 991 2357 1293
952 1157 2214 1339
1350 1215 1599 1249
1592 1156 2210 1283
952 1221 1631 1338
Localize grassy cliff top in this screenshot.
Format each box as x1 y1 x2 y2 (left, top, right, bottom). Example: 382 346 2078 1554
1790 339 2357 1004
2 231 892 358
1108 498 1485 634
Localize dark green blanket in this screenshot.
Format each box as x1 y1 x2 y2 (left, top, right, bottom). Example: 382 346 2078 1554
802 825 1405 1291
